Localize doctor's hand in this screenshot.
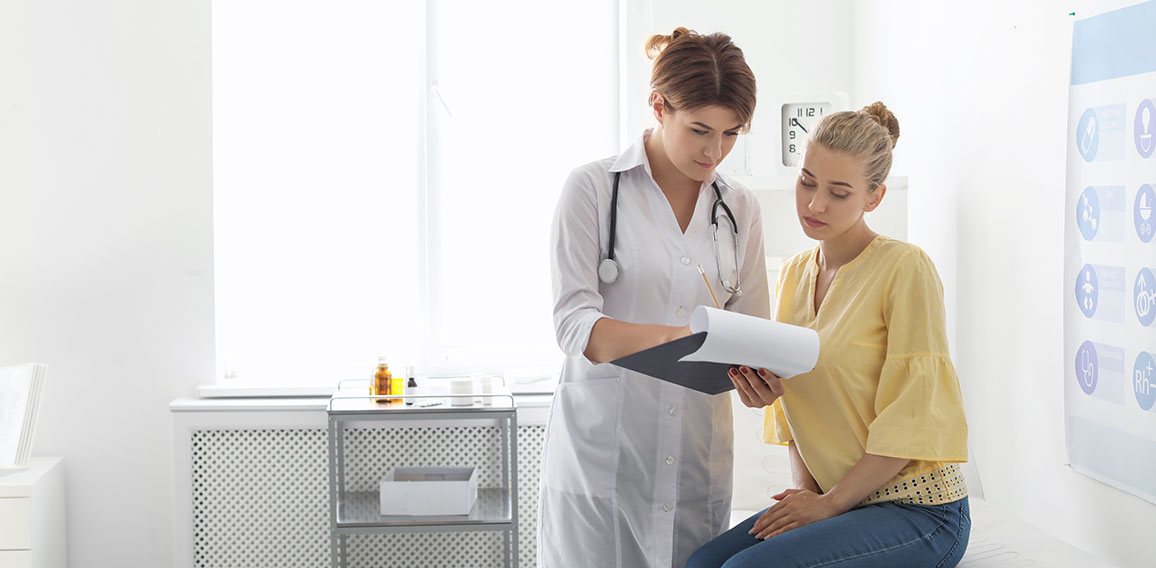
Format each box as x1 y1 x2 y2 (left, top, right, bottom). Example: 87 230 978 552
729 366 782 408
749 489 840 540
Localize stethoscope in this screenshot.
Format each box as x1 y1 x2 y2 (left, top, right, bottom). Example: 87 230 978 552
598 171 742 296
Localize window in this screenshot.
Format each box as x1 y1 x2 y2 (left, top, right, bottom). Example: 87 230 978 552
213 0 618 387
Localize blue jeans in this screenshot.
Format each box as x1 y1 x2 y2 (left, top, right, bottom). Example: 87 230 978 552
687 497 970 568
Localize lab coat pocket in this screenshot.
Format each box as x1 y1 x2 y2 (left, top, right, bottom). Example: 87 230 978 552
542 375 622 498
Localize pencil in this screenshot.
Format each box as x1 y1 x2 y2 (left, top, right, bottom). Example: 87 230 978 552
697 264 722 309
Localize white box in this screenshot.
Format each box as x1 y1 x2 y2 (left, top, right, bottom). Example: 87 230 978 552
379 466 477 516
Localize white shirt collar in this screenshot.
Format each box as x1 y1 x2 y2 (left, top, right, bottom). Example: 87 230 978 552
608 129 735 194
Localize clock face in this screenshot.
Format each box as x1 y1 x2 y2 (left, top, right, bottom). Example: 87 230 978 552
781 102 832 167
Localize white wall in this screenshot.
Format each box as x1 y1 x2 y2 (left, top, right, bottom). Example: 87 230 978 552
625 0 856 176
854 1 1154 566
0 1 212 567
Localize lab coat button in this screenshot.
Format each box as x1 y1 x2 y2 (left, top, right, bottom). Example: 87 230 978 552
668 406 679 416
665 456 675 465
663 502 674 512
681 256 691 265
676 306 686 317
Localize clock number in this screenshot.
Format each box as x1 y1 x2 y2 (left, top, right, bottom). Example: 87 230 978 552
783 100 837 168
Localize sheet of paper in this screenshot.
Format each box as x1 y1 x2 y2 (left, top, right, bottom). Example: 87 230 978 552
681 306 819 379
0 364 35 466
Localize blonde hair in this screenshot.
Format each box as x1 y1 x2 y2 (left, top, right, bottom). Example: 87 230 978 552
808 101 900 190
643 27 756 129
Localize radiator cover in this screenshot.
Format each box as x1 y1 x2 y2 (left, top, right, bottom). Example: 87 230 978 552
187 424 545 568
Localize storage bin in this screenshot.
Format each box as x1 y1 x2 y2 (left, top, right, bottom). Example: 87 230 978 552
379 466 477 515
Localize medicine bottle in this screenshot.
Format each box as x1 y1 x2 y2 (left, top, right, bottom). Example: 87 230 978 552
390 368 404 403
404 367 418 406
373 357 392 404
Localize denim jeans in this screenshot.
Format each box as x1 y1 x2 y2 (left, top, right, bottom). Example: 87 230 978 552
686 497 970 568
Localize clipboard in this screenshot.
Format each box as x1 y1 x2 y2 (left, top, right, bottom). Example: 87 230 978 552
610 307 820 395
611 332 736 394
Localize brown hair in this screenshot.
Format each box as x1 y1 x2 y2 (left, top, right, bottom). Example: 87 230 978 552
644 27 756 129
808 101 900 190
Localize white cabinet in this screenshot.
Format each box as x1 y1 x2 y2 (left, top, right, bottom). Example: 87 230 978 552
0 458 66 568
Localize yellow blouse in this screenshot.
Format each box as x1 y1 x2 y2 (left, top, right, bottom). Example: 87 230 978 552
764 236 968 505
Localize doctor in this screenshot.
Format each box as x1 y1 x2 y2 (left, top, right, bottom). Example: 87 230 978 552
541 27 770 568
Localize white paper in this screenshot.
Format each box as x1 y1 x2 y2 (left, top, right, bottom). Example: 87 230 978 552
682 306 819 379
17 365 46 464
0 364 38 466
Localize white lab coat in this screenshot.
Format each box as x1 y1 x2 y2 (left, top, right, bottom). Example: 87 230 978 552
540 131 770 568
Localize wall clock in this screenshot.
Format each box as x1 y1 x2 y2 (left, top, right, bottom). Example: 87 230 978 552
779 92 849 171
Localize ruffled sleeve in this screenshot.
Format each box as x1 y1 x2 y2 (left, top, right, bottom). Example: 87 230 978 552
865 248 968 462
763 398 792 445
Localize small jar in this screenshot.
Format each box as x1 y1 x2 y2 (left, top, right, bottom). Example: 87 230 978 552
450 378 473 406
480 376 494 406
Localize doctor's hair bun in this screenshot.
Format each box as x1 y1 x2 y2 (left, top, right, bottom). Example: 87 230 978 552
644 27 696 60
643 27 756 128
860 101 900 148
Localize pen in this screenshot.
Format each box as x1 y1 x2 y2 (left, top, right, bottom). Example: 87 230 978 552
697 264 722 309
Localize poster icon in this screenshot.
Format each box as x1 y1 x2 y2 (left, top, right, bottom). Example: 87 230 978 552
1135 268 1156 326
1134 351 1156 411
1077 186 1100 241
1077 107 1099 162
1076 264 1099 318
1136 99 1156 158
1135 184 1155 243
1076 340 1098 395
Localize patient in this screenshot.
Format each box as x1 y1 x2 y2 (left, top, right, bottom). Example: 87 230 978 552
689 102 971 568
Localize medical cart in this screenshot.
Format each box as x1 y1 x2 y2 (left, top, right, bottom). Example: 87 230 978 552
327 386 518 568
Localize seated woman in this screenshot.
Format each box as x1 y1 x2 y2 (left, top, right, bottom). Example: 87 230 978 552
688 102 971 568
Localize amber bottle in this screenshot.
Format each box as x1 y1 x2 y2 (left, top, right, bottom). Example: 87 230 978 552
373 357 392 404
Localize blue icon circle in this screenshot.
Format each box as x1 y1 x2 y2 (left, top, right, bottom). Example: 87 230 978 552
1077 186 1100 241
1135 184 1155 243
1076 264 1098 318
1077 107 1099 162
1076 340 1098 395
1136 99 1156 158
1135 268 1156 326
1134 351 1156 410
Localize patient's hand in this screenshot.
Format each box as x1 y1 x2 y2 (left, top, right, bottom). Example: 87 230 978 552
729 366 783 408
749 488 839 540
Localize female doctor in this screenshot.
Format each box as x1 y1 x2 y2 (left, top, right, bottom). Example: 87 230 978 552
540 27 770 568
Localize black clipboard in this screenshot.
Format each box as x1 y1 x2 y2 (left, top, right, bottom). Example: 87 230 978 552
610 332 735 395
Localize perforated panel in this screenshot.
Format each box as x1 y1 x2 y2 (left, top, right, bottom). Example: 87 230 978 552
190 425 545 567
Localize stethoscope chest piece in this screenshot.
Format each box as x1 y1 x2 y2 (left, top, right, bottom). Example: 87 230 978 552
598 258 620 284
599 171 741 293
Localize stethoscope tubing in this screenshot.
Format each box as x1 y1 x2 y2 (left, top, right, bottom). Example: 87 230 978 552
600 171 741 295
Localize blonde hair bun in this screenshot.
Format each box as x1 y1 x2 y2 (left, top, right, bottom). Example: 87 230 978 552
810 101 900 190
644 27 695 60
861 101 900 148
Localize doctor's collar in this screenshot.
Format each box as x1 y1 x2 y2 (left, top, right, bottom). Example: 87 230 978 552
607 129 653 175
608 129 735 194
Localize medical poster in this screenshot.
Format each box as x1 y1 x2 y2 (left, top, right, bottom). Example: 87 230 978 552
1065 1 1156 505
